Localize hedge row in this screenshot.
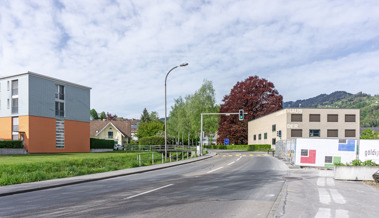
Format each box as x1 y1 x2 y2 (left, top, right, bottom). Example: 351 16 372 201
0 140 23 149
139 136 175 145
90 138 114 149
204 144 271 151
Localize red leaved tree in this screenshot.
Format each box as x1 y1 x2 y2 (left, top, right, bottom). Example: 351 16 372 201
217 76 282 145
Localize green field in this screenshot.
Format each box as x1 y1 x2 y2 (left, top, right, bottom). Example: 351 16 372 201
0 151 165 186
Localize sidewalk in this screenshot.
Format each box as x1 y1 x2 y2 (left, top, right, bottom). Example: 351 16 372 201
0 152 215 197
273 168 379 218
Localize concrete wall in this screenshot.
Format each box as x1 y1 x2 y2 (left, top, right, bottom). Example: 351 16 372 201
334 166 379 181
0 149 27 154
294 138 357 167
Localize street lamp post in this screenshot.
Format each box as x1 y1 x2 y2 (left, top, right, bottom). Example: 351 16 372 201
165 63 188 161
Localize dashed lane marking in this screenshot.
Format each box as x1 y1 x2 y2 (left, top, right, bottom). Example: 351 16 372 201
124 184 174 200
207 167 223 174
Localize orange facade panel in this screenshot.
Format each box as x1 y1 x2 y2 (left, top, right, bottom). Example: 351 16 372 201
26 116 90 153
65 120 90 153
0 117 12 140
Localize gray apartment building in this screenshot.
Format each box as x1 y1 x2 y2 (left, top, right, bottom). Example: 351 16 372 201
0 72 91 153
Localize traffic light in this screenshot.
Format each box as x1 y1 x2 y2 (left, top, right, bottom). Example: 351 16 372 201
278 130 282 138
239 109 244 121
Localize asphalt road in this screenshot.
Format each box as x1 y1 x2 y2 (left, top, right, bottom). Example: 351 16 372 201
0 151 289 218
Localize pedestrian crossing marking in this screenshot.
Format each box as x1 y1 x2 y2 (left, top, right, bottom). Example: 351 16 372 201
229 155 233 157
250 154 254 156
242 155 246 157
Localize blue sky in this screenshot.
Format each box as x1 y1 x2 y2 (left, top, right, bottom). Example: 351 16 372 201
1 0 379 119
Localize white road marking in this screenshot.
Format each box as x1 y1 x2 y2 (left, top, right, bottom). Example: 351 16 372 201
330 189 346 204
227 161 235 165
326 178 335 187
315 208 331 218
317 177 325 187
124 184 174 200
207 167 223 174
336 209 349 218
318 188 331 205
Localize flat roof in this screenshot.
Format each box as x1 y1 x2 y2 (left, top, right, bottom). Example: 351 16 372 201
0 71 91 90
248 107 360 123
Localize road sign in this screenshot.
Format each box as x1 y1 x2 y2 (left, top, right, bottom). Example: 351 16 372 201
224 139 229 145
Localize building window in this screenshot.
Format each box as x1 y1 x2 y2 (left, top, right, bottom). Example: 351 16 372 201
291 114 302 122
325 156 333 164
254 135 256 141
56 85 65 100
55 102 64 117
309 114 320 122
291 129 302 137
12 117 19 140
327 129 338 137
309 129 320 137
327 114 338 122
301 149 308 157
345 114 356 122
258 134 261 140
56 119 65 148
272 124 276 132
272 138 276 145
7 99 10 109
345 129 356 137
11 80 18 96
108 131 113 139
264 133 267 139
11 98 18 114
7 81 10 91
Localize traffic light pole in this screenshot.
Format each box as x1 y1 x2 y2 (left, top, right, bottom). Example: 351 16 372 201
200 112 248 156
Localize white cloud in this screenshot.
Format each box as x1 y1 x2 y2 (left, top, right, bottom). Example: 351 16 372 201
1 0 379 118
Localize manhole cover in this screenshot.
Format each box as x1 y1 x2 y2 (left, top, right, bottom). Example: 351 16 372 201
284 176 303 180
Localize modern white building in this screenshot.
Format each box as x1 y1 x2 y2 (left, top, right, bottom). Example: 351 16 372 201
248 108 360 148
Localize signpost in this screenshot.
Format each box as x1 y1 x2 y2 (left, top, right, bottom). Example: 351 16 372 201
224 139 229 145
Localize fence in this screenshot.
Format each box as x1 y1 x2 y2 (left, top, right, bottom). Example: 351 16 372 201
136 150 195 167
275 139 296 165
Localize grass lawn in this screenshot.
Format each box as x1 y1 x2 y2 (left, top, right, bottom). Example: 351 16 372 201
0 151 162 186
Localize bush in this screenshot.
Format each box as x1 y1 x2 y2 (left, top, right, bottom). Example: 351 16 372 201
0 140 23 149
90 138 114 149
335 159 379 166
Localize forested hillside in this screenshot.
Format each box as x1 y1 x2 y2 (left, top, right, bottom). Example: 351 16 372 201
284 92 379 127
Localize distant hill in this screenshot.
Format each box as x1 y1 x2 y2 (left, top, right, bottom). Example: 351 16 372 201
283 91 353 108
283 91 379 127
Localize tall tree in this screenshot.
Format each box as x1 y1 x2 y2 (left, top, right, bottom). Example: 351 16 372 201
140 108 151 123
150 111 160 122
99 111 106 120
106 113 117 121
137 121 164 139
90 109 99 120
217 76 282 145
167 80 219 145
